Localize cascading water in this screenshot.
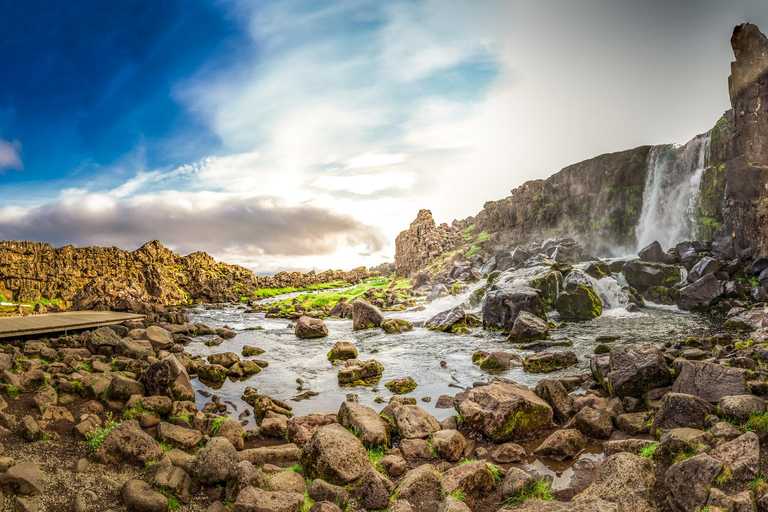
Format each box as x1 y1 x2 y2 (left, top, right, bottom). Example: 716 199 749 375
635 133 711 251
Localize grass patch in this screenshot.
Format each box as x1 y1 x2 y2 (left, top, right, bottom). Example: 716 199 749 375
85 413 121 453
286 463 303 473
6 386 19 398
750 473 768 493
715 465 732 486
211 416 226 436
501 478 554 506
367 445 387 466
161 490 181 511
428 440 439 459
639 443 658 459
487 462 502 483
744 413 768 432
448 489 466 501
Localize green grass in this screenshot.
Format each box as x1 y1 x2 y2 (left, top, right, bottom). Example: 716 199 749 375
159 442 174 453
715 465 732 486
299 493 314 512
248 281 355 301
77 361 93 373
501 478 554 506
211 416 226 436
749 473 768 493
457 459 477 466
448 489 466 501
486 462 502 483
367 445 387 466
286 463 302 473
735 339 755 350
161 490 181 511
6 386 19 398
84 413 121 452
744 413 768 432
639 443 658 459
428 440 439 459
455 413 464 427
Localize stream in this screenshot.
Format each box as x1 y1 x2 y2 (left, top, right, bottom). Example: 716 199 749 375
183 272 723 427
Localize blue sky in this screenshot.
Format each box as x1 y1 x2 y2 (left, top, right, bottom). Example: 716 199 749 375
1 0 766 272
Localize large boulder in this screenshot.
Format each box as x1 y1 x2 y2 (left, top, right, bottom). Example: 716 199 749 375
86 326 121 355
622 261 680 290
430 430 466 462
678 274 723 310
121 479 168 512
440 460 495 500
574 452 656 512
140 355 195 402
523 351 577 373
456 379 553 442
710 432 760 481
337 401 389 447
295 316 329 339
0 461 47 496
533 429 585 461
638 241 667 263
664 453 722 512
687 257 720 282
233 486 304 512
351 299 384 330
327 342 357 362
508 311 549 342
393 405 440 440
555 284 602 320
534 379 573 423
194 437 240 485
396 464 442 512
95 420 163 466
719 394 766 422
671 361 749 402
605 345 672 398
299 424 370 485
141 325 174 351
425 307 479 334
337 359 383 386
570 406 613 439
482 285 545 331
652 393 715 431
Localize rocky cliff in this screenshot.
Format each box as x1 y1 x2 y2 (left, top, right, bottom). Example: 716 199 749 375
0 240 376 312
394 210 463 277
396 23 768 274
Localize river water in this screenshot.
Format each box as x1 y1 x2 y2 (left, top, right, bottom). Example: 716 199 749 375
184 275 723 428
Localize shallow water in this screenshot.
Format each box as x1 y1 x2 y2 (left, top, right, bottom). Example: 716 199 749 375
185 285 723 428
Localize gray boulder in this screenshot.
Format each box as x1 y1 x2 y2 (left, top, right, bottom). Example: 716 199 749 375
605 345 672 398
671 361 749 402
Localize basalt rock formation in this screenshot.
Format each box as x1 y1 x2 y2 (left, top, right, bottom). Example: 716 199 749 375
397 23 768 273
394 210 462 277
0 240 376 312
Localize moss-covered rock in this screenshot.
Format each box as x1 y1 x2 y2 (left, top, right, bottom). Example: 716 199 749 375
523 351 578 373
456 379 553 442
381 319 414 334
554 284 603 320
385 377 417 395
327 341 358 362
337 359 383 386
197 364 228 382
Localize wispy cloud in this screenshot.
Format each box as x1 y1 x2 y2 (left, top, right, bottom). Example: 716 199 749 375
0 139 23 171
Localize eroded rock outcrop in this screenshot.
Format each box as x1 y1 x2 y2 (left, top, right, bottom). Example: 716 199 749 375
0 240 378 312
394 210 462 277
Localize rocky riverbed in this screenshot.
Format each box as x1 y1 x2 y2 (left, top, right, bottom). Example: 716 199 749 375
0 230 764 511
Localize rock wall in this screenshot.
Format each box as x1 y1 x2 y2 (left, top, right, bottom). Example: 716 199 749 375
456 146 651 255
699 23 768 258
394 210 462 277
0 240 377 312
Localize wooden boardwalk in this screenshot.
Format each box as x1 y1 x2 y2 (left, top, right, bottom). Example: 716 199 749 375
0 311 145 339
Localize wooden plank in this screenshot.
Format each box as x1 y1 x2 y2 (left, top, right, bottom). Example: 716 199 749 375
0 311 145 339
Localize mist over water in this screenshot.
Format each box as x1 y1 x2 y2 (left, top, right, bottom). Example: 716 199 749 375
635 133 712 251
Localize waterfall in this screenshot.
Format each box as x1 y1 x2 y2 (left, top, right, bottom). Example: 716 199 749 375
635 133 711 251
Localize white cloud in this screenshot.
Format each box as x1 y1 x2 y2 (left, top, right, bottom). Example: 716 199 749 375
0 139 22 171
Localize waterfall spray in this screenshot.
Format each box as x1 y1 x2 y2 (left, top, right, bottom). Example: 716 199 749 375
635 133 711 251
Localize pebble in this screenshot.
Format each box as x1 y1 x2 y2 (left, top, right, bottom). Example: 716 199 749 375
74 458 89 473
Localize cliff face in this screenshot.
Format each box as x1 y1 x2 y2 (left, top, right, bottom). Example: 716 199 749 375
395 210 462 277
395 23 768 271
699 23 768 258
0 240 376 312
456 146 651 254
